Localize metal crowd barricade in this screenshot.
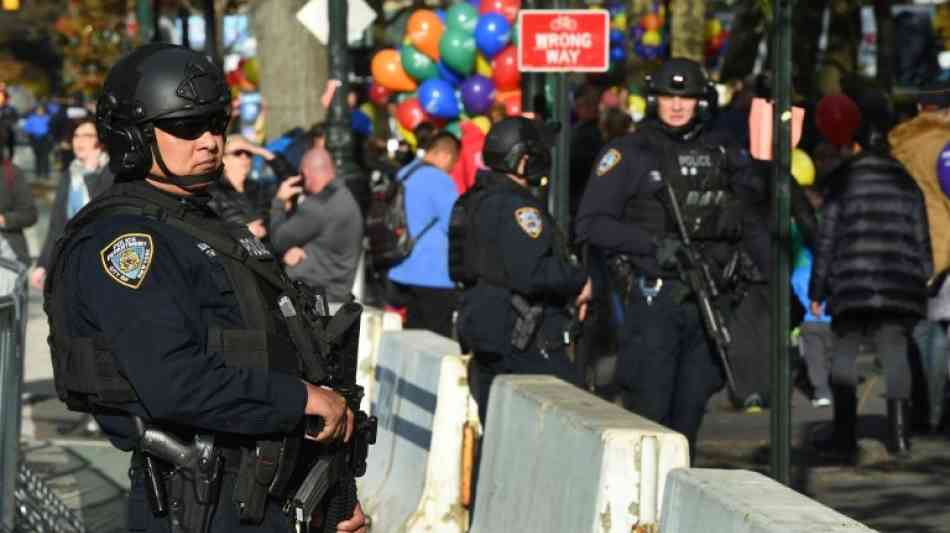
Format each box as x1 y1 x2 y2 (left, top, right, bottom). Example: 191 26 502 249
0 257 27 533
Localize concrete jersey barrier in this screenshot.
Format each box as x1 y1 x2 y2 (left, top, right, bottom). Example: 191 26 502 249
660 469 878 533
470 375 689 533
356 306 402 414
357 330 474 533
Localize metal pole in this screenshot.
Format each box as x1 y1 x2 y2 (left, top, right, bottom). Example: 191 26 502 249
135 0 155 43
180 7 191 49
152 0 161 42
769 0 794 486
203 0 219 64
0 261 25 532
547 0 570 233
326 0 362 191
521 0 544 115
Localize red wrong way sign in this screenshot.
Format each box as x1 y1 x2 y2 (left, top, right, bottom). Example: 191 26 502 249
518 10 610 72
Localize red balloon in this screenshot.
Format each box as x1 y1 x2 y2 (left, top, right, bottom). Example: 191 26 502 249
480 0 521 24
368 83 392 106
396 98 429 130
491 46 520 92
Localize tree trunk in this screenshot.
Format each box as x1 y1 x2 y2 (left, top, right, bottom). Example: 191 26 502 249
824 0 861 77
874 0 894 93
670 0 704 62
250 0 327 141
792 0 828 102
719 0 765 82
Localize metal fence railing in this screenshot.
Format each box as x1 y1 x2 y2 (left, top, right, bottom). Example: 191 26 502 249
0 258 85 533
0 257 27 533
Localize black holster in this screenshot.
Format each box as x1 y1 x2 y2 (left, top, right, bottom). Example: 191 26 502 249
510 294 542 351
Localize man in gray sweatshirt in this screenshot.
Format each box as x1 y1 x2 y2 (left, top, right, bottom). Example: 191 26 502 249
269 147 363 303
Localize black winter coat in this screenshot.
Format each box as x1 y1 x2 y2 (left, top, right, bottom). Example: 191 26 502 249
809 152 932 318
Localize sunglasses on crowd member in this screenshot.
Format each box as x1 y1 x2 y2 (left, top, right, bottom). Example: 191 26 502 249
225 149 253 158
153 111 230 140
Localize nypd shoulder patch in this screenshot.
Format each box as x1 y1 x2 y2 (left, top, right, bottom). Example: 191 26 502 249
596 148 622 176
514 207 543 239
100 233 155 289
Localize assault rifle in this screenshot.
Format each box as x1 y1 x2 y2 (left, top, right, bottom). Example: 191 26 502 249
283 284 377 533
657 171 739 401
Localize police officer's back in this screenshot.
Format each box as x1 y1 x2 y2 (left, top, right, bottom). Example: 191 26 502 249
44 44 367 533
451 117 591 423
575 58 761 457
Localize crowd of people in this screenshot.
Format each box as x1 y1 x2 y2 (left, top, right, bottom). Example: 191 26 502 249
0 44 947 532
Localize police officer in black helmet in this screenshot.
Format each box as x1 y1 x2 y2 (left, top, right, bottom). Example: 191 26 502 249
452 116 592 423
44 44 367 532
576 58 762 457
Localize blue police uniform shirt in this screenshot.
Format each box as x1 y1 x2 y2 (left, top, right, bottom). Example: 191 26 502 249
59 189 307 450
388 159 459 289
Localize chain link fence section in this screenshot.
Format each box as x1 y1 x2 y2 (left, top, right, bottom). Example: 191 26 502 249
14 462 86 533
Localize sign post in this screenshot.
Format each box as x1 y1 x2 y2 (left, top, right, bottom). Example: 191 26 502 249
518 9 609 232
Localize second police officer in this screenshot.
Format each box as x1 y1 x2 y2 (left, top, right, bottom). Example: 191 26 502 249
576 58 763 457
450 117 592 424
44 44 369 533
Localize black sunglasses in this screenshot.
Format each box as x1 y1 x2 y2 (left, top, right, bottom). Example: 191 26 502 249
226 149 252 158
153 112 230 140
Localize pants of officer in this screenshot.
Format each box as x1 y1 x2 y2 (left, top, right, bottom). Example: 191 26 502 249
830 314 911 400
128 469 292 532
616 279 724 455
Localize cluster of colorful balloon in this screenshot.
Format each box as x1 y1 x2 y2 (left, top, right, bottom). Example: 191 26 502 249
369 1 523 144
629 5 668 61
225 58 260 94
704 18 729 62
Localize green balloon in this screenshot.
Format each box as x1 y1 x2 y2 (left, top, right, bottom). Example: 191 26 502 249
512 21 520 46
446 3 479 34
446 120 462 138
400 45 438 82
439 28 476 76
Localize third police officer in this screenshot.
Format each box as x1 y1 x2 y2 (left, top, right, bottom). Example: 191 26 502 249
450 117 592 424
576 58 763 457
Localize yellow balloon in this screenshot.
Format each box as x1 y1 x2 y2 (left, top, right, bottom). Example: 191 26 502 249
791 148 815 187
398 124 417 150
471 115 491 134
475 53 493 77
705 19 722 39
611 14 627 31
642 30 662 47
628 94 646 116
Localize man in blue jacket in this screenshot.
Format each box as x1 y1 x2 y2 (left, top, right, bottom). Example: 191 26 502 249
388 132 461 337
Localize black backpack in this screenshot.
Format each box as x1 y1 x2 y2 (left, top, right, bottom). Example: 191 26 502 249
365 161 438 271
448 184 507 288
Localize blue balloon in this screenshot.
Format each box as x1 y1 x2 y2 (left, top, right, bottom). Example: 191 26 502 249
474 13 511 59
610 28 625 45
437 61 464 87
467 0 479 6
436 9 446 24
630 26 645 42
418 79 461 119
607 3 624 16
610 45 627 63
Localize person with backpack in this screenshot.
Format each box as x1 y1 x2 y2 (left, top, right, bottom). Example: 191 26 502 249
0 126 37 267
270 146 363 303
385 132 461 337
451 117 592 424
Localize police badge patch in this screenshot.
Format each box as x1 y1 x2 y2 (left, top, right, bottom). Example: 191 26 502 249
514 207 543 239
596 148 622 176
100 233 154 289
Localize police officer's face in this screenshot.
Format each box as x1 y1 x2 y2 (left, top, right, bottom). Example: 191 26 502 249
151 122 225 183
657 95 698 128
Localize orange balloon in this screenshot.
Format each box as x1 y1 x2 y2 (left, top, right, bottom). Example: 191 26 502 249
371 49 418 92
497 89 523 116
641 13 661 32
407 10 444 60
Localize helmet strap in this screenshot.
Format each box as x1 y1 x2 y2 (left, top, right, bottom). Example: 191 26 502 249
147 132 223 193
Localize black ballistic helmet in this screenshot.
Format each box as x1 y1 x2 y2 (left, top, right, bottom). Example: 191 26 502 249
97 43 230 185
482 117 560 184
649 58 707 97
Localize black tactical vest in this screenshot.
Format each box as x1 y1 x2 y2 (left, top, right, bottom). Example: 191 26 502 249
44 182 328 524
624 126 741 243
